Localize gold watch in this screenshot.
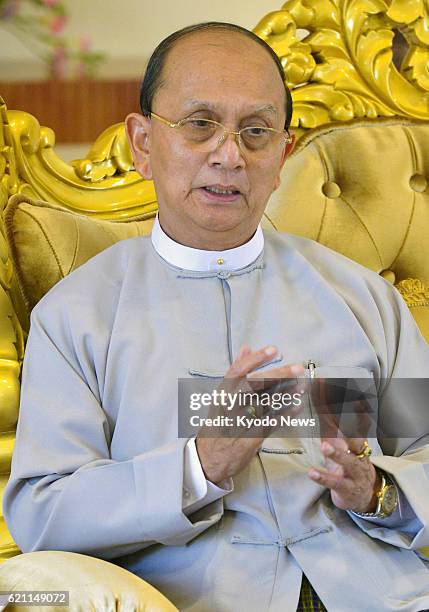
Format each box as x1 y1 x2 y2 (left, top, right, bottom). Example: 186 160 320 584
355 471 398 519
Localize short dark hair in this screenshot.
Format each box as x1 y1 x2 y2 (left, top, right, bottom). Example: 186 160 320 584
140 22 293 129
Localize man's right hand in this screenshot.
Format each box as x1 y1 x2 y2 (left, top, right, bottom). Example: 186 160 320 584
195 345 305 485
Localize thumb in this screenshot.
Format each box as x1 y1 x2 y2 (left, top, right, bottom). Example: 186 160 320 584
237 344 251 359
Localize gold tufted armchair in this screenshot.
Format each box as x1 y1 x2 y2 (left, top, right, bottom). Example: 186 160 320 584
0 0 428 609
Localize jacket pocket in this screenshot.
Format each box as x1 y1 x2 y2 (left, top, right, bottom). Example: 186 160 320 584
188 354 284 380
312 364 374 379
306 364 378 443
188 369 224 379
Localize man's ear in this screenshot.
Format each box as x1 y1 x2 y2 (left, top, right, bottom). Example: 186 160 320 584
273 131 296 191
125 113 153 180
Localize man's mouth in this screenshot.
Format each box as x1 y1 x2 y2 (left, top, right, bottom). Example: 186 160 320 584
199 184 242 202
204 186 239 195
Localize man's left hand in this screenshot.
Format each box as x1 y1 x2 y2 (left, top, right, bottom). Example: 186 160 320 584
308 437 381 513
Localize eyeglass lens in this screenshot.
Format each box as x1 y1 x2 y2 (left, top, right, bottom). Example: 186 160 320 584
179 119 287 159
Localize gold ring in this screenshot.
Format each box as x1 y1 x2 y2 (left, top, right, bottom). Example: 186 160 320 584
356 440 372 459
245 405 257 419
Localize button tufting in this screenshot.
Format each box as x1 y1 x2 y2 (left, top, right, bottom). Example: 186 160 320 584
409 174 427 193
380 269 396 284
322 181 341 199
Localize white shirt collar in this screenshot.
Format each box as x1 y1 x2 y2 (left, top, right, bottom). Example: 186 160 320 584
151 215 264 272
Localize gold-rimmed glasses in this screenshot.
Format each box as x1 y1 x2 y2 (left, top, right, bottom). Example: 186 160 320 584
150 111 292 161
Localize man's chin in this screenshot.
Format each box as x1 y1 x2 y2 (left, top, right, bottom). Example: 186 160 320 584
189 204 247 235
190 189 248 225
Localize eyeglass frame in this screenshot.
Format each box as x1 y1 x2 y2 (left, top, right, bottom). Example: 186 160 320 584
149 111 293 155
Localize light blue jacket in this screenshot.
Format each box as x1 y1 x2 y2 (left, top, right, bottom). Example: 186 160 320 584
4 231 429 611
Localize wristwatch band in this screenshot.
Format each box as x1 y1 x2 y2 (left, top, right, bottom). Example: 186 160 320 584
353 470 398 519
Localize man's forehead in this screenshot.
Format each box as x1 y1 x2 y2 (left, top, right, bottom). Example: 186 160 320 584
168 28 269 55
156 30 285 115
183 99 279 117
162 29 281 81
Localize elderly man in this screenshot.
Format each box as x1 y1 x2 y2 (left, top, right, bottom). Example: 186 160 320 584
3 22 429 612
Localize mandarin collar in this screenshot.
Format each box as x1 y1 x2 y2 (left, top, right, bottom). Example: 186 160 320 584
150 215 264 272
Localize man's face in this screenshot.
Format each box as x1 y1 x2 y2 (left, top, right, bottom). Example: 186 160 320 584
127 30 294 250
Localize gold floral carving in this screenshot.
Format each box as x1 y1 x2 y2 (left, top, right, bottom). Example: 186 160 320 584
396 278 429 307
253 0 429 128
0 98 19 212
1 99 156 219
0 97 24 560
72 123 134 182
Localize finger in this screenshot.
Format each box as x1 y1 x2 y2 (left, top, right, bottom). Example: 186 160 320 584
331 399 373 440
324 457 344 474
310 379 345 439
248 363 305 380
308 467 347 489
319 411 343 439
246 364 306 399
246 364 306 396
320 440 357 471
353 404 372 439
321 438 348 453
216 346 275 410
320 440 373 481
237 344 252 360
226 345 278 379
343 437 368 455
310 377 329 411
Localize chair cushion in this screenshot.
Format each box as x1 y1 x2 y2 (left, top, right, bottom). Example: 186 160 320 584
265 118 429 343
266 118 429 289
0 550 178 611
4 194 154 316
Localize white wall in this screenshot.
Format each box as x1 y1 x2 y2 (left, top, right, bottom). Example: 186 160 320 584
0 0 283 79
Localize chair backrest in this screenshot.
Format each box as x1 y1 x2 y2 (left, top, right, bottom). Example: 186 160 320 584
0 0 428 561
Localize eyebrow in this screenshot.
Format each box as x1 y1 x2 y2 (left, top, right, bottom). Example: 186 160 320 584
184 100 278 117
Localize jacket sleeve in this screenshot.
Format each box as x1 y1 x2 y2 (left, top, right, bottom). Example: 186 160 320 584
2 303 226 560
347 278 429 552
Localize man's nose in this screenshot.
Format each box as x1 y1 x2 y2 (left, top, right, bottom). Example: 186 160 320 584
207 132 246 170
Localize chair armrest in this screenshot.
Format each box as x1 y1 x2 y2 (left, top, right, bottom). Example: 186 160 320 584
0 551 178 611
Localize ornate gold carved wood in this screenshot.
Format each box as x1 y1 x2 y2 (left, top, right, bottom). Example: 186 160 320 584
0 98 25 560
397 278 429 307
0 97 156 220
254 0 429 130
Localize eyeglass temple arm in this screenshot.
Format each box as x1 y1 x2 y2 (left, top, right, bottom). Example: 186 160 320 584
150 112 179 128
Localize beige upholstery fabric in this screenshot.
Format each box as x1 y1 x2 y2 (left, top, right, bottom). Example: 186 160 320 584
264 118 429 342
0 551 178 611
4 195 154 318
266 119 429 284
